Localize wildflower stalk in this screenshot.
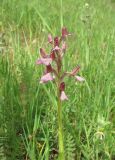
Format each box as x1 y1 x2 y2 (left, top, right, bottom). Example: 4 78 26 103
36 27 85 159
57 74 65 160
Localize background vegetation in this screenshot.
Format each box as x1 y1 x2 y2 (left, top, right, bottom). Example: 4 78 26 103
0 0 115 159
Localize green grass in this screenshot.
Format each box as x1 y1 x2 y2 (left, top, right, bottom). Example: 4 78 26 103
0 0 115 159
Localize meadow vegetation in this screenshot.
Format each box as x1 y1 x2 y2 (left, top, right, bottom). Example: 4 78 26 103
0 0 115 159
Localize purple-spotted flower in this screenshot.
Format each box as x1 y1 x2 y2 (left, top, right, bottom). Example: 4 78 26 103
36 27 85 101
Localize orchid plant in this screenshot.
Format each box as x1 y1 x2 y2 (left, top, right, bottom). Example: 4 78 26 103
36 27 85 160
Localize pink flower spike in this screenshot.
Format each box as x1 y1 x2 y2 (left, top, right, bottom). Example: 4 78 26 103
48 34 53 44
40 48 47 58
36 58 52 66
75 76 85 82
60 91 68 101
40 73 54 83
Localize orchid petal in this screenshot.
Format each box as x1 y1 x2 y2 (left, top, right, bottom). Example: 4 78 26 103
60 91 68 101
61 66 80 80
40 73 54 83
75 76 85 82
69 66 80 76
36 58 52 66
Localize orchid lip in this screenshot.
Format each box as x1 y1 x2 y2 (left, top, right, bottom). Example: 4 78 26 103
36 58 52 66
75 76 85 82
40 73 54 83
60 91 68 101
53 46 61 51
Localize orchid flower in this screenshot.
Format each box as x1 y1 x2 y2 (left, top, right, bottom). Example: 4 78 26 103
36 27 85 100
36 27 85 160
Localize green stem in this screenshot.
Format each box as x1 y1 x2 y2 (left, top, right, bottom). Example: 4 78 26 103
57 81 65 160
